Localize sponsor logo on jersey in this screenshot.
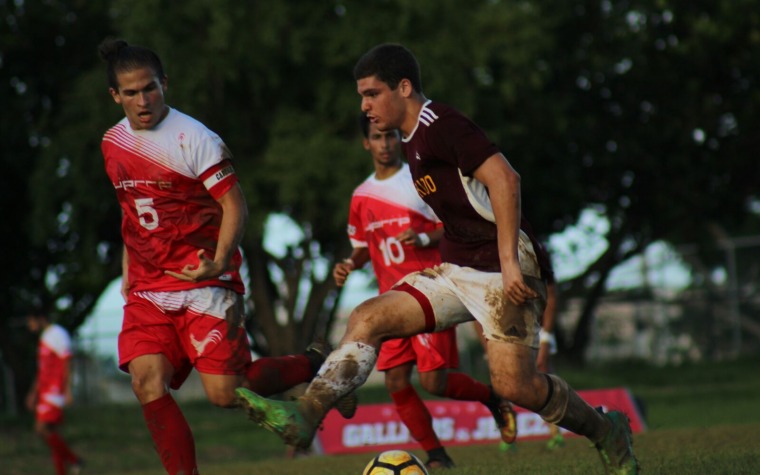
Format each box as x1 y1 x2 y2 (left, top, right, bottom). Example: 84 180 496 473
365 216 410 232
415 152 422 161
114 179 172 190
190 329 223 356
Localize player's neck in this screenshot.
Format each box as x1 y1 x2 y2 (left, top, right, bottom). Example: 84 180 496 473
400 94 427 137
374 162 402 180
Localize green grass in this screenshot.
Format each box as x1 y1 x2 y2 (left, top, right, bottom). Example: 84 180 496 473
3 357 759 474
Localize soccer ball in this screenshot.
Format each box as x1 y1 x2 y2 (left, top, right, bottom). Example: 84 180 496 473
362 450 429 475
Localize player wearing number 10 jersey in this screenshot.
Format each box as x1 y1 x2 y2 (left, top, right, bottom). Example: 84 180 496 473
331 115 516 469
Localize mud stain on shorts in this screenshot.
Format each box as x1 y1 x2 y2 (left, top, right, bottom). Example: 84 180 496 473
484 287 529 343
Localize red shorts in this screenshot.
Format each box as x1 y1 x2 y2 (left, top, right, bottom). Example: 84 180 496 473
36 391 65 424
376 326 459 372
118 288 251 389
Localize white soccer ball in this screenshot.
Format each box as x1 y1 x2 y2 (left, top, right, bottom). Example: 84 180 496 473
362 450 429 475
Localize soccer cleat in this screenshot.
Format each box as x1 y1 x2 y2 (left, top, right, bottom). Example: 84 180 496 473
236 387 317 449
546 433 565 450
70 459 85 475
485 388 518 444
595 410 640 474
304 339 332 370
498 441 517 453
425 447 455 469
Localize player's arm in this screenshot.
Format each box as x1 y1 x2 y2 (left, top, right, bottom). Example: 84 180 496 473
25 376 39 411
537 281 558 372
62 355 73 406
333 247 370 287
166 183 248 282
472 153 537 306
396 226 444 248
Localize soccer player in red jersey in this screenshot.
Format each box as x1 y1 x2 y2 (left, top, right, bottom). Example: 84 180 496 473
237 44 639 474
332 115 516 468
26 312 83 475
98 38 347 474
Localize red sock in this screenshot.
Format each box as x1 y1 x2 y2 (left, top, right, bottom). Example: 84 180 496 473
45 432 78 475
390 385 441 451
244 355 315 396
142 394 197 475
442 372 491 403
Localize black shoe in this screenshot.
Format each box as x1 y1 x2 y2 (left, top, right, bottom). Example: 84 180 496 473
425 447 455 470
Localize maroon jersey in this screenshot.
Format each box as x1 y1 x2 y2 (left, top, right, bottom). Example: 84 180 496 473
402 100 551 277
402 100 502 271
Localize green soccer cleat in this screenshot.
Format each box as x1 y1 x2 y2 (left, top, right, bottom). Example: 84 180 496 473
546 433 565 450
236 387 317 449
595 410 640 474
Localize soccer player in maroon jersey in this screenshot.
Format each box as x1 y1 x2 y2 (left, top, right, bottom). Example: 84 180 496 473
331 115 516 468
26 311 84 475
98 38 351 474
237 44 638 474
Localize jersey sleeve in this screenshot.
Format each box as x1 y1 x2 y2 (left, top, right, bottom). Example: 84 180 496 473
199 159 238 199
428 112 500 176
43 326 72 359
347 195 368 248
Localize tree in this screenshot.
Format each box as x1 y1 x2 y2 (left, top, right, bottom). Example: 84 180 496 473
0 0 113 410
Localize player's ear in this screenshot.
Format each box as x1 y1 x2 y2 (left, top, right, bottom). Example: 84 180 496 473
109 87 122 104
362 137 371 150
399 78 413 98
161 75 168 92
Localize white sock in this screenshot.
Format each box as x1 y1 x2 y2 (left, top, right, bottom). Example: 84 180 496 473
305 341 377 403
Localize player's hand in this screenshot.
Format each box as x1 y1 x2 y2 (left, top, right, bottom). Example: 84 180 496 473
502 261 538 306
165 250 226 282
396 228 420 247
25 392 36 412
333 259 355 287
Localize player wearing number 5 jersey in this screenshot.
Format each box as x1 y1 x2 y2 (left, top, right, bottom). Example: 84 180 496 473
99 38 348 475
331 115 516 469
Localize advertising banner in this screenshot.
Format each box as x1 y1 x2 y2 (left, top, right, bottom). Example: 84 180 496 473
316 387 645 455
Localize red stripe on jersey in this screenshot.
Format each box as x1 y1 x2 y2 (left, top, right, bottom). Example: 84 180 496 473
199 159 238 199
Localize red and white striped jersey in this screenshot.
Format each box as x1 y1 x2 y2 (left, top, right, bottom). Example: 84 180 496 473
348 163 442 293
102 107 244 294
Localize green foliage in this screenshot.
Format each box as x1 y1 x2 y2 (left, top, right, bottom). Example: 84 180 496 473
4 0 760 390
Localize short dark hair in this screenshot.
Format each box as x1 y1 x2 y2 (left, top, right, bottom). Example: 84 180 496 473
98 37 166 90
353 43 422 93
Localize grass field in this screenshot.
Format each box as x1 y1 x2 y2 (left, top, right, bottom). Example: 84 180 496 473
3 357 759 474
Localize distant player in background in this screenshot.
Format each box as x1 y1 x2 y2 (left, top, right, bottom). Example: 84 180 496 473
26 311 84 475
98 38 351 475
331 114 517 469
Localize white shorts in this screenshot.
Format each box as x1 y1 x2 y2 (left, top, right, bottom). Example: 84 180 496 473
395 235 547 348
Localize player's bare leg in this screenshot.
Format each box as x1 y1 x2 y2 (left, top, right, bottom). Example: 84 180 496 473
236 290 427 448
487 340 638 474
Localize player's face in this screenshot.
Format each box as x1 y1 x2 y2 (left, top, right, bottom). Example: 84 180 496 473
357 75 405 133
109 66 168 131
363 123 401 167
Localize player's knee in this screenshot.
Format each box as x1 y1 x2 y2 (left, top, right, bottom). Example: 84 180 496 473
130 372 169 403
419 373 447 396
206 387 237 408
